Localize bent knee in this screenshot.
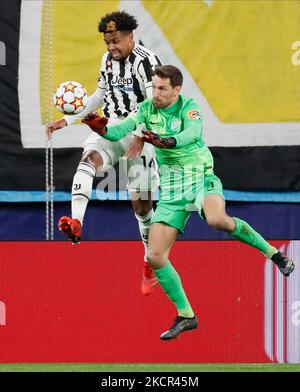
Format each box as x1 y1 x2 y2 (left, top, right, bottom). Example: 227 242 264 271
147 248 168 268
206 216 230 231
147 248 163 263
132 199 152 217
81 150 103 168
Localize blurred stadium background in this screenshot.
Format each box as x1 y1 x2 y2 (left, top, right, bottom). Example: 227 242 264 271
0 0 300 371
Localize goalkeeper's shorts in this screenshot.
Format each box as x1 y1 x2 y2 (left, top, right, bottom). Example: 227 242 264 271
151 174 224 233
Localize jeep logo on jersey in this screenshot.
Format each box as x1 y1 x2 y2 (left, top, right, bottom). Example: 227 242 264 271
187 110 201 120
111 75 133 86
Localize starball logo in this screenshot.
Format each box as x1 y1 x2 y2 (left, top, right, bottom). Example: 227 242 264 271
0 41 6 66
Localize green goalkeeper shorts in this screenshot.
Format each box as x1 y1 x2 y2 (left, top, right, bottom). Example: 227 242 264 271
151 174 224 233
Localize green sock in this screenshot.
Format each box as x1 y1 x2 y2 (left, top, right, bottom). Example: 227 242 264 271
231 217 277 258
154 261 194 318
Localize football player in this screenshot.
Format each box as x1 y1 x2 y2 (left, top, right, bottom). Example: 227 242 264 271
46 11 161 296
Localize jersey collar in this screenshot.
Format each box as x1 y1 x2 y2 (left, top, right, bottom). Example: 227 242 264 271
159 95 182 114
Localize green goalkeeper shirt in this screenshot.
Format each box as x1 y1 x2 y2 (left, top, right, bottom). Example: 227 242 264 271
104 94 213 168
104 94 214 200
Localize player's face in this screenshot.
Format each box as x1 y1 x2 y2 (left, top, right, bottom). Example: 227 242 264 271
103 31 134 61
152 75 181 109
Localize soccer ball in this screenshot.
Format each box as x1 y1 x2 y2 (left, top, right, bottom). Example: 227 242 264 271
53 81 88 115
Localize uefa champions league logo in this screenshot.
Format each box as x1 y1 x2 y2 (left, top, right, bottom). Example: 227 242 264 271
0 41 6 66
264 241 300 363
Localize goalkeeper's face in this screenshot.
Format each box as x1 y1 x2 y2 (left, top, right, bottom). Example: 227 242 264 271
103 31 134 61
152 76 181 109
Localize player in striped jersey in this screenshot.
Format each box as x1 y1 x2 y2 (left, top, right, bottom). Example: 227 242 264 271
46 11 161 296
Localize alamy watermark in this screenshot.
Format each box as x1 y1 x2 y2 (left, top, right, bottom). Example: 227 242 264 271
0 41 6 66
92 161 205 212
0 301 6 326
291 41 300 66
292 301 300 326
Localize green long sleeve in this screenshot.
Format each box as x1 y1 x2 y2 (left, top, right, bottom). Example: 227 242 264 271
103 117 137 142
173 122 202 147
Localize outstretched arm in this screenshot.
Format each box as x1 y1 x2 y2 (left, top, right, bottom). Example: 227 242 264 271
172 122 202 147
82 112 137 142
173 108 203 147
142 120 202 149
82 101 147 142
142 131 177 148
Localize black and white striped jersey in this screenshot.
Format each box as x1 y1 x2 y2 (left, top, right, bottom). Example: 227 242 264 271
64 44 161 126
98 44 161 119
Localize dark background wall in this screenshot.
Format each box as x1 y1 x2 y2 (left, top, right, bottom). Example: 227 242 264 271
1 201 299 240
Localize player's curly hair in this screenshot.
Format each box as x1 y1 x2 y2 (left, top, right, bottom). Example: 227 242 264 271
98 11 138 33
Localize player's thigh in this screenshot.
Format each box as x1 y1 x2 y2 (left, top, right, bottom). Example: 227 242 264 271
202 193 235 231
125 139 159 192
197 174 225 216
83 133 123 171
203 194 227 222
204 174 224 198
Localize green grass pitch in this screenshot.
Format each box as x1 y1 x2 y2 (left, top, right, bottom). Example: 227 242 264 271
0 363 300 372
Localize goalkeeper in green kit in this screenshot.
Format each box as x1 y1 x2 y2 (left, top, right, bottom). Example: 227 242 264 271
82 65 295 340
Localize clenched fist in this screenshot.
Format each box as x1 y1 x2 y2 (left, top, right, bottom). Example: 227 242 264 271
82 112 108 135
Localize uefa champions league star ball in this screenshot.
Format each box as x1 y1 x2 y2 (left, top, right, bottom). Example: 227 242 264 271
53 81 88 115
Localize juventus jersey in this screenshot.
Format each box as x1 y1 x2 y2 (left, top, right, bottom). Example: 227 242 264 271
98 44 161 119
64 44 161 126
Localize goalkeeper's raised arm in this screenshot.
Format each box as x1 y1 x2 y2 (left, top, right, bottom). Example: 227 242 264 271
81 112 136 141
82 100 148 141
